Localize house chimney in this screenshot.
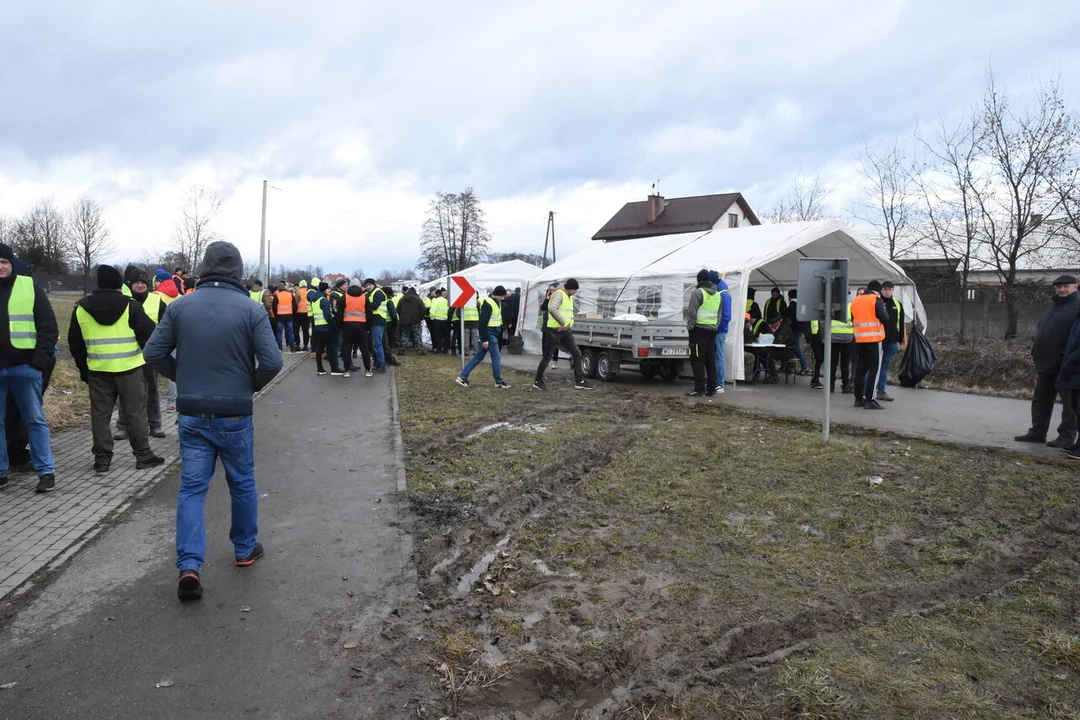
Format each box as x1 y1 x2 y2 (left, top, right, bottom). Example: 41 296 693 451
646 191 665 223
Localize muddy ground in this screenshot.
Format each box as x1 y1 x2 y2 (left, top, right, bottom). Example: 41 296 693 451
353 354 1080 719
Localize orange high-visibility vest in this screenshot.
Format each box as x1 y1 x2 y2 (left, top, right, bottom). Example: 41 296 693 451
295 289 309 314
850 293 885 343
275 290 294 315
343 293 367 323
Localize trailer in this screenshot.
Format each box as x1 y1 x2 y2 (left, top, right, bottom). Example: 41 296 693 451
570 318 690 382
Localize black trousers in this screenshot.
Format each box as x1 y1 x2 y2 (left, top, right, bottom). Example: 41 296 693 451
810 338 825 382
535 329 584 383
295 313 310 349
854 342 881 402
341 323 371 372
312 331 341 372
1029 372 1079 441
689 327 717 392
431 320 450 353
829 342 852 390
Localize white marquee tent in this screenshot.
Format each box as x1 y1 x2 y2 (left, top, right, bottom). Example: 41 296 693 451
518 220 927 381
418 260 542 294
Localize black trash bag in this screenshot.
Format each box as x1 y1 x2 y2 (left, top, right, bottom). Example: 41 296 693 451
899 325 935 387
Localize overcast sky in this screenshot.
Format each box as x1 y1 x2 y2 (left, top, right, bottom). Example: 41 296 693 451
1 0 1077 277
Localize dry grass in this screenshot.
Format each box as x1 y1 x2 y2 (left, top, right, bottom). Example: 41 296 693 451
919 335 1035 399
41 293 92 430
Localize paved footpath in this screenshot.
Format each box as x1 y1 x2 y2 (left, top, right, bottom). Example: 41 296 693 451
499 352 1066 460
0 351 307 602
0 356 422 718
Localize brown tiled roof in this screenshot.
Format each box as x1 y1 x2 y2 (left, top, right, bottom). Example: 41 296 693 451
591 193 760 241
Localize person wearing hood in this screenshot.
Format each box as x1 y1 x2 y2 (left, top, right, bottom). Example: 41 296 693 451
114 265 166 441
69 265 164 476
1017 274 1080 447
310 282 344 376
685 269 720 397
396 286 426 355
764 287 786 322
0 243 58 493
144 242 282 602
707 270 732 394
294 279 311 352
341 279 372 378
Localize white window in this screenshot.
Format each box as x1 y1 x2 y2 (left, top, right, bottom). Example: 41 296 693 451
636 285 662 318
597 286 620 318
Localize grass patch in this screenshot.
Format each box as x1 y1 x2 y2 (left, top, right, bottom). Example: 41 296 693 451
920 335 1034 399
42 293 92 430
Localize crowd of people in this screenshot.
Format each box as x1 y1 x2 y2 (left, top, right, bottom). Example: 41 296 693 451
685 270 907 407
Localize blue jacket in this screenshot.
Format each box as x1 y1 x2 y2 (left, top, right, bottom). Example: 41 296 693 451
708 271 733 334
143 242 282 416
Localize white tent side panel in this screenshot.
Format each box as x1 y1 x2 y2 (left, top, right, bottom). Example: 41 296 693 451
418 260 542 295
519 220 926 381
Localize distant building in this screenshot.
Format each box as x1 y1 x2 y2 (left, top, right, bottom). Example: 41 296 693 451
592 190 760 242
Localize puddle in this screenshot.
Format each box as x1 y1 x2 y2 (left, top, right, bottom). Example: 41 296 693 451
455 536 510 596
464 422 550 442
586 685 631 717
429 549 462 577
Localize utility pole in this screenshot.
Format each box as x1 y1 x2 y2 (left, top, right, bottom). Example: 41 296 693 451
258 180 268 283
542 211 557 267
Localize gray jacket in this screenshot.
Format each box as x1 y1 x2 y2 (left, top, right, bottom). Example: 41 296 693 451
144 241 282 416
687 280 718 331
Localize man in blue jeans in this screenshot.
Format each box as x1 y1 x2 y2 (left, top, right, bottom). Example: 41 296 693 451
0 243 58 493
145 241 282 601
708 271 732 393
877 281 906 402
456 286 510 389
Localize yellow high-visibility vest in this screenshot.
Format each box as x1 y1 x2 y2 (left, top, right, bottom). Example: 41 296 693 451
76 304 145 373
8 276 37 350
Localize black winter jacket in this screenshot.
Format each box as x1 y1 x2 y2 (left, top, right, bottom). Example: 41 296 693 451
1033 292 1080 373
0 272 58 371
397 292 425 325
68 289 155 380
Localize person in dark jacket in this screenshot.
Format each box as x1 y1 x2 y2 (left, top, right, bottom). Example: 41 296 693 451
310 283 343 376
456 286 510 388
707 271 732 393
1016 274 1080 447
340 279 372 377
746 287 762 321
1056 317 1080 458
760 314 796 383
114 265 166 441
764 287 786 324
383 287 400 366
502 287 521 346
396 287 426 354
0 244 58 493
685 269 719 396
144 241 282 601
786 288 809 374
876 281 907 401
69 265 163 476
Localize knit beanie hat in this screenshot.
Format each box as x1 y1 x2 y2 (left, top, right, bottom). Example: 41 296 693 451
124 264 150 286
97 264 124 290
334 277 348 289
0 243 14 263
349 278 361 289
318 282 329 293
493 285 507 297
696 269 710 283
866 280 882 293
155 268 171 282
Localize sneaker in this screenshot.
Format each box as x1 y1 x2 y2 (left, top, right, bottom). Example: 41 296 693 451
365 370 374 378
877 391 894 402
854 398 864 407
841 387 854 395
177 569 203 602
551 360 559 369
1014 433 1046 443
798 369 811 376
136 455 166 470
94 462 111 474
714 387 725 394
1065 446 1080 460
686 390 705 397
317 371 328 376
0 476 7 489
1047 436 1074 448
704 390 716 397
456 376 470 388
35 473 55 493
533 379 547 390
330 370 344 376
150 426 166 438
343 371 351 378
112 429 128 440
235 542 264 567
375 365 387 374
495 382 511 389
574 381 594 390
864 399 884 410
810 381 824 389
165 406 176 414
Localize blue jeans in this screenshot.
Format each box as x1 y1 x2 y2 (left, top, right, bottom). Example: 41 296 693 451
878 341 901 393
461 329 503 384
714 332 728 389
274 317 295 348
793 332 808 371
176 415 258 571
0 364 54 476
371 324 386 366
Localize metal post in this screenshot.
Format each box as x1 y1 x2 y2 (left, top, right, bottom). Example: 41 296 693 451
460 313 466 371
258 180 268 283
822 281 833 443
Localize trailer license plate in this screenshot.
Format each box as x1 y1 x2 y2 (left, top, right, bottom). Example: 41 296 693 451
661 348 688 356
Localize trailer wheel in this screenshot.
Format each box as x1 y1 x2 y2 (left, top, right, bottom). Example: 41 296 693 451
659 361 680 382
596 351 617 382
640 362 659 379
579 349 597 379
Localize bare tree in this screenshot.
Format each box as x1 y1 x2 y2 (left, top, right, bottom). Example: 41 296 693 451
766 172 830 223
173 186 223 272
976 70 1079 339
855 141 919 260
12 199 69 274
67 197 113 292
418 189 491 276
